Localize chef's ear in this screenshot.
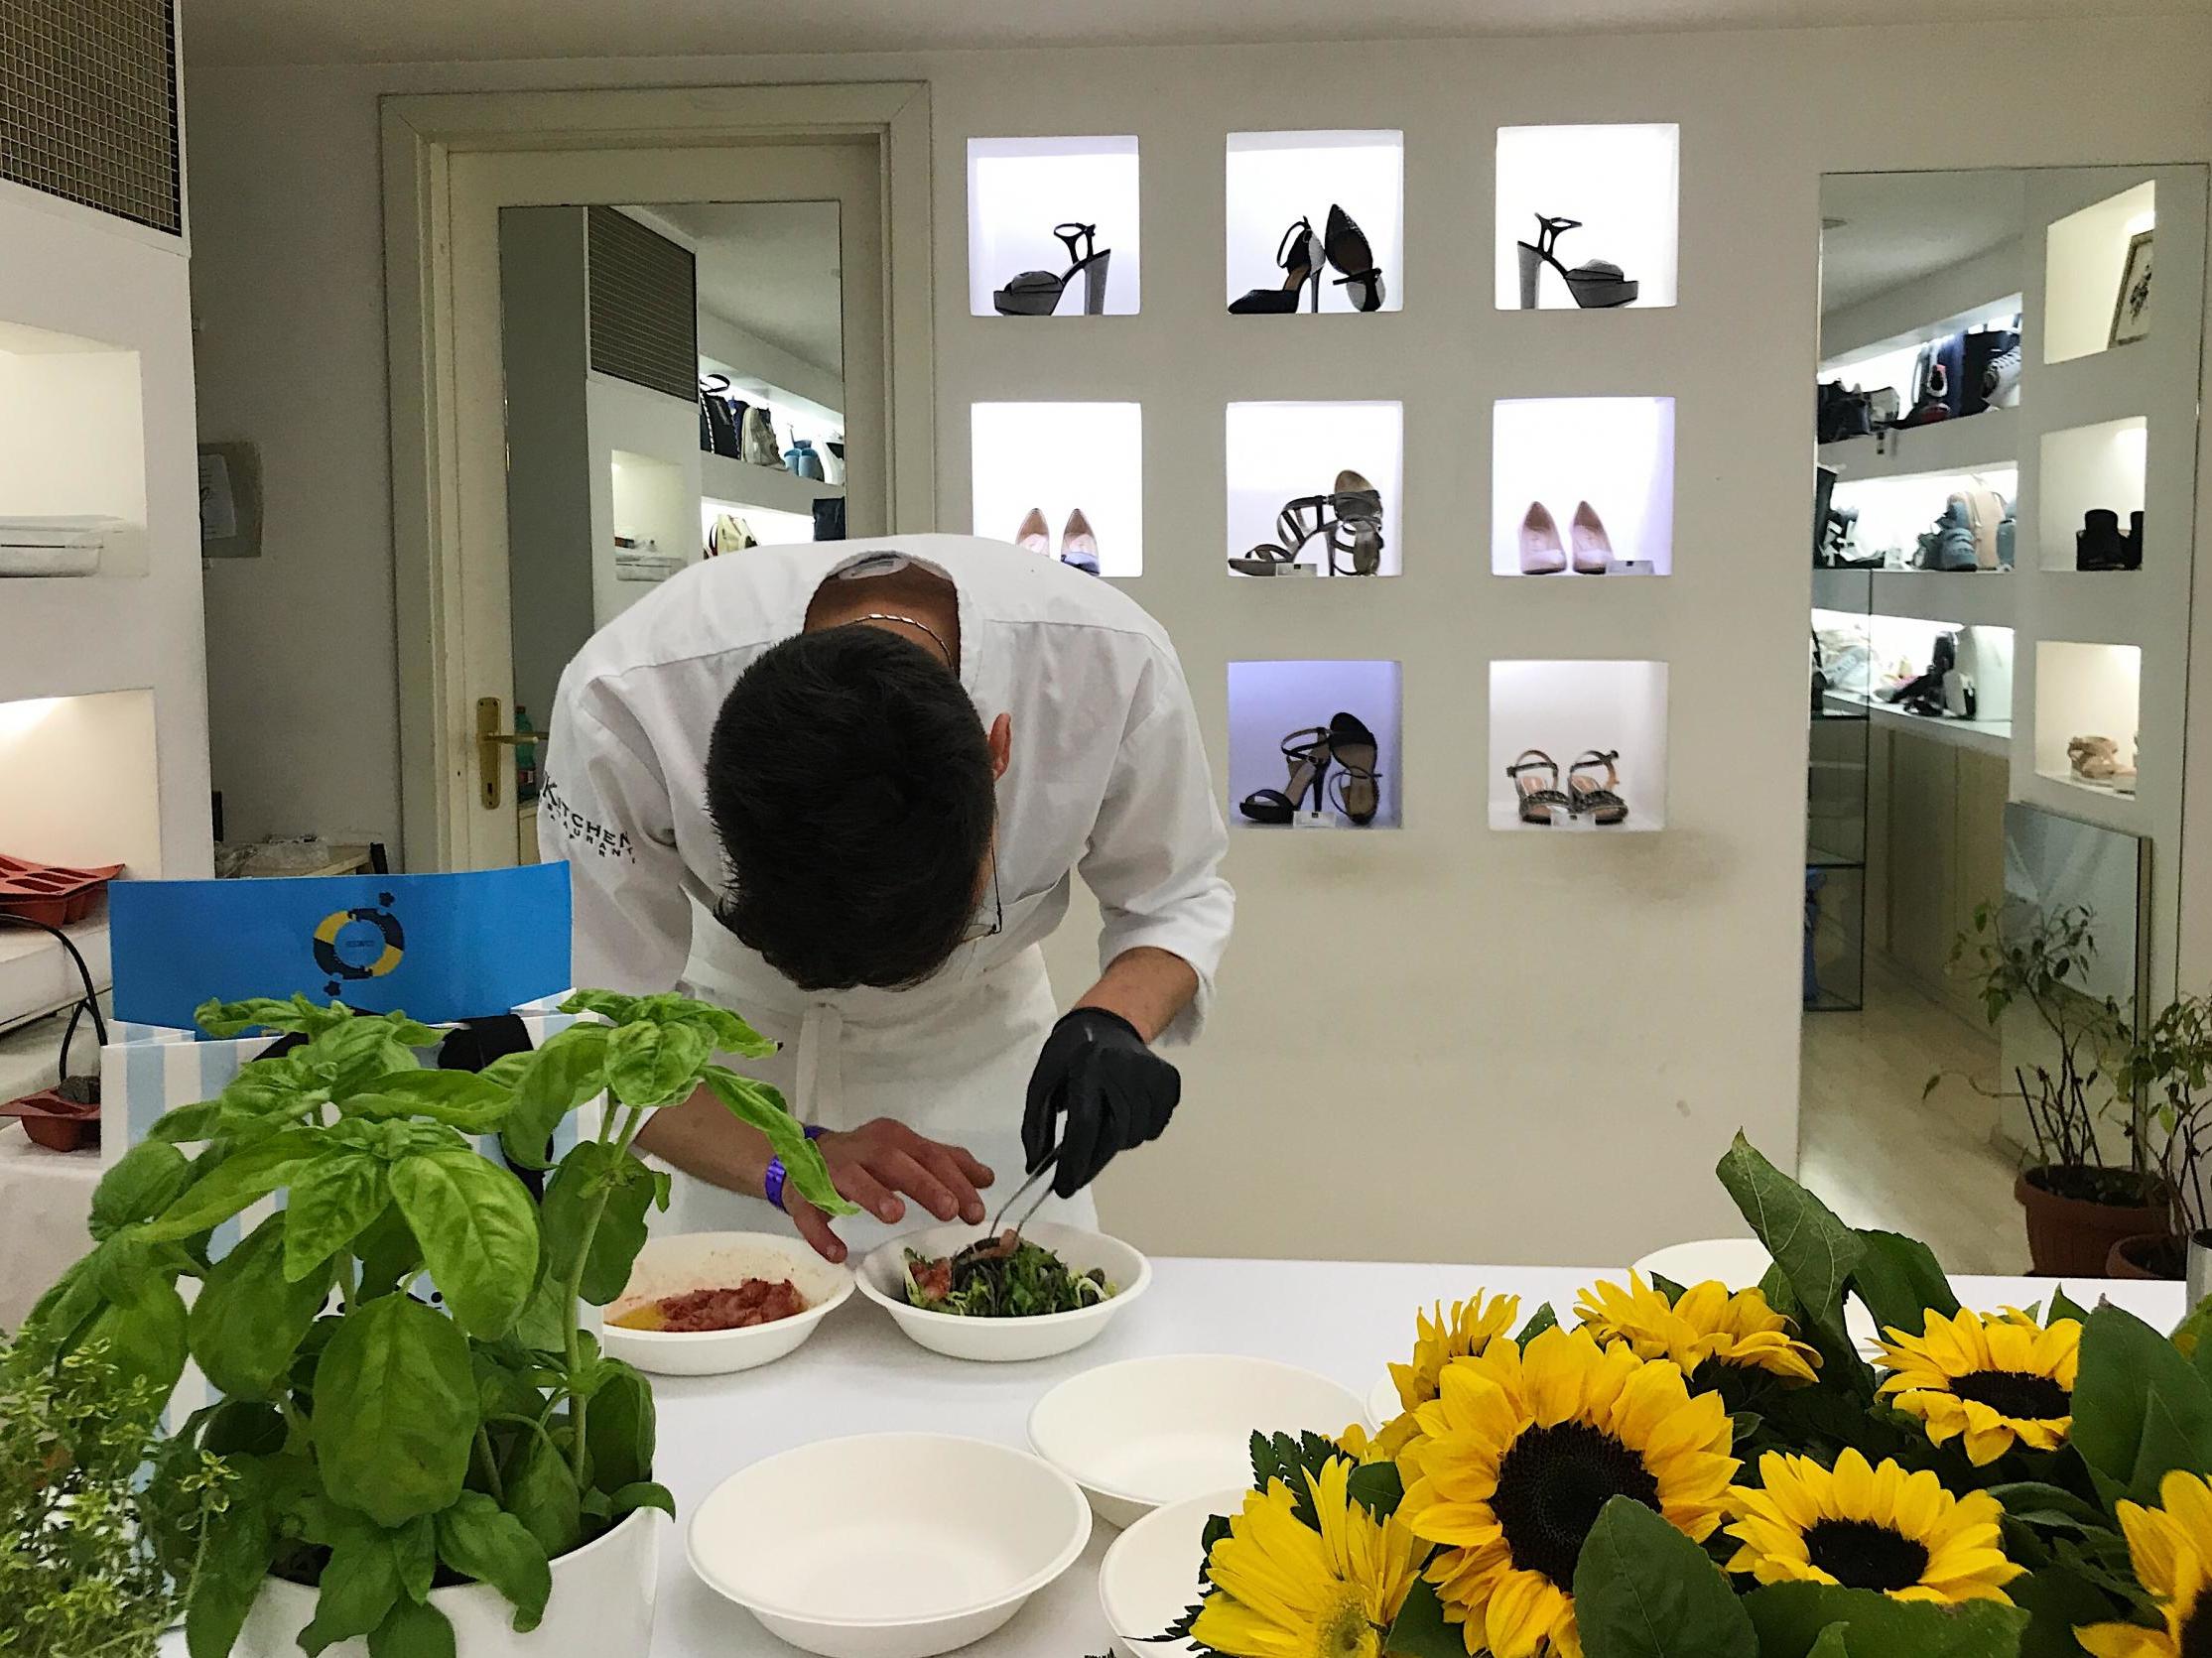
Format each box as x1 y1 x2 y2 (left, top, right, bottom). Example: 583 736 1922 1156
987 712 1012 779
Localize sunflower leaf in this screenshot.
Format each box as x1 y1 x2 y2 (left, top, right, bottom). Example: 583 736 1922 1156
2070 1304 2212 1506
2046 1287 2091 1328
1380 1578 1465 1658
1743 1583 2029 1656
1848 1230 1959 1340
1346 1461 1403 1517
1716 1133 1869 1392
1572 1496 1756 1658
1517 1303 1559 1343
2008 1562 2137 1658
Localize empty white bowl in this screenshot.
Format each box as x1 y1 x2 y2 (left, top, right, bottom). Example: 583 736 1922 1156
855 1219 1150 1362
1631 1237 1772 1290
1367 1371 1402 1429
686 1433 1092 1658
1099 1488 1246 1658
1029 1354 1368 1528
600 1231 852 1376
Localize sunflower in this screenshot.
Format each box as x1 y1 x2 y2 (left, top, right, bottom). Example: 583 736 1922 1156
1576 1274 1821 1385
1395 1325 1737 1658
1875 1307 2079 1465
1191 1455 1426 1658
2077 1470 2212 1657
1388 1292 1522 1417
1724 1448 2022 1604
1338 1417 1416 1466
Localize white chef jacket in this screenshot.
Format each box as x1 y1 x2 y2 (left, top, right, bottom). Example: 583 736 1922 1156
538 535 1233 1239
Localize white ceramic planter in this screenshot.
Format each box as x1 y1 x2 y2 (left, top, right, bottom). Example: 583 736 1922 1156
235 1506 664 1658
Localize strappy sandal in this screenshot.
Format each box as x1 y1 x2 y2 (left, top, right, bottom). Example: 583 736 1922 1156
1567 749 1629 826
1325 711 1381 825
1239 727 1333 824
1506 749 1570 826
1228 471 1386 577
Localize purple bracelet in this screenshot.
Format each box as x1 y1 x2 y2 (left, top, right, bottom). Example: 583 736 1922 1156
764 1124 830 1212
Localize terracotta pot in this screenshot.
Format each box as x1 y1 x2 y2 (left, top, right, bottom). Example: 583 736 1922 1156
2015 1167 2168 1276
237 1506 663 1658
2108 1232 2187 1280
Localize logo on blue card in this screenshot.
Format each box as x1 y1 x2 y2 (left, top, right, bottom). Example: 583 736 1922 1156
313 896 407 992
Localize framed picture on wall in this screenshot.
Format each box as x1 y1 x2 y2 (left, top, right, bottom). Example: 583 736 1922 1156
2111 229 2153 347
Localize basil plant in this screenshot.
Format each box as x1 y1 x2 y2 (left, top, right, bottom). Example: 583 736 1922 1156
19 989 846 1658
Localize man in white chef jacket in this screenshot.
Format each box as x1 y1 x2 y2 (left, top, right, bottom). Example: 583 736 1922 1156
540 534 1233 1262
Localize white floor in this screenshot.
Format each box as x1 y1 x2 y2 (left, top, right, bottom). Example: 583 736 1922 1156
1798 957 2026 1276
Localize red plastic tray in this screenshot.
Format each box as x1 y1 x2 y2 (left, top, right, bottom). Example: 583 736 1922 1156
1 1084 99 1151
0 853 123 928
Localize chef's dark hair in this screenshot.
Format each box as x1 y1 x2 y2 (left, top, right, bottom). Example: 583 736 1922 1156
706 625 996 991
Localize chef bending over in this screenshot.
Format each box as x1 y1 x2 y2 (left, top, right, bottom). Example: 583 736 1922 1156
540 535 1234 1261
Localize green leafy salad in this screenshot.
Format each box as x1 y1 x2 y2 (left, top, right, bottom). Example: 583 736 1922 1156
902 1230 1114 1318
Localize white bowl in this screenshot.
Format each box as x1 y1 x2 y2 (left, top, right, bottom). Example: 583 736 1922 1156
855 1219 1150 1362
1099 1488 1246 1658
600 1231 852 1376
1029 1354 1368 1529
686 1432 1092 1658
1367 1371 1401 1429
1631 1238 1773 1290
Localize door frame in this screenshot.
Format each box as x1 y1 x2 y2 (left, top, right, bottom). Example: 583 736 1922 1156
380 82 937 871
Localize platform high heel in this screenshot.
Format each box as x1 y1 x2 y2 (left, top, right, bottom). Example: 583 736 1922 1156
1228 470 1385 576
1323 204 1386 313
1238 727 1334 824
1515 214 1639 310
1231 217 1326 315
993 222 1112 317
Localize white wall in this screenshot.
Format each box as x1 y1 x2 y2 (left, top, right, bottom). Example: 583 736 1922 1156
181 21 2212 1266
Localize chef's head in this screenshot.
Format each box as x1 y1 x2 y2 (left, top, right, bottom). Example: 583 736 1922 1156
705 625 1008 991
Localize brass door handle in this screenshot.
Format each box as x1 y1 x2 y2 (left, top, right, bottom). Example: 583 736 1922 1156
474 697 537 810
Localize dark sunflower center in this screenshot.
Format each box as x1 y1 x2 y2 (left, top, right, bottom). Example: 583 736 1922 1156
1804 1518 1931 1593
1493 1421 1661 1586
1948 1368 2070 1421
2183 1600 2212 1658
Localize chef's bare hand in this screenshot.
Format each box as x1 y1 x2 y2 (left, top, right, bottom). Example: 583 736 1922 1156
782 1118 994 1263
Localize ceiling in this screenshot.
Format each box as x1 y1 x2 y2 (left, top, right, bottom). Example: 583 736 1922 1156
185 0 2205 66
649 200 845 376
1819 171 2026 314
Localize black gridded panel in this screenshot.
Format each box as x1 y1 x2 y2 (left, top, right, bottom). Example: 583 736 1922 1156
586 206 697 402
0 0 182 235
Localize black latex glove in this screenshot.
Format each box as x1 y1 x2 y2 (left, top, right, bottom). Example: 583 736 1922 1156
1022 1008 1181 1199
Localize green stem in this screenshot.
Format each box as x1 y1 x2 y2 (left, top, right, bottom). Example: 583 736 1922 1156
560 1103 654 1485
473 1426 506 1502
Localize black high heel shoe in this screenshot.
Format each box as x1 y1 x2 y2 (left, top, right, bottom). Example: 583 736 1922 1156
1515 214 1638 310
1239 727 1333 824
1231 217 1325 315
1323 204 1386 313
1227 470 1384 576
993 222 1112 317
1326 711 1381 825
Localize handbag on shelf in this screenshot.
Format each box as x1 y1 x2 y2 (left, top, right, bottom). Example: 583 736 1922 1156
1817 382 1873 444
741 406 782 468
699 375 742 459
1866 387 1900 430
706 511 755 559
821 441 846 484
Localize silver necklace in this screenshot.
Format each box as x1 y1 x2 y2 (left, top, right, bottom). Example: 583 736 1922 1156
854 611 954 666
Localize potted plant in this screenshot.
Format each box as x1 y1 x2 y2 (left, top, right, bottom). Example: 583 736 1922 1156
1 1330 233 1658
18 988 845 1658
1931 899 2162 1273
2108 987 2212 1278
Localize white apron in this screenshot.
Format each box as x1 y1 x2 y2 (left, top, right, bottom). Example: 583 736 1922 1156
663 890 1098 1256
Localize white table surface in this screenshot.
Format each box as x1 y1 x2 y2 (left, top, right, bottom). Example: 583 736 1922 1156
152 1258 2186 1657
0 1121 99 1333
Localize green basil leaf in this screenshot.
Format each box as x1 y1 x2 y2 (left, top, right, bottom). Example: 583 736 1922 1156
83 1270 189 1405
197 993 344 1038
285 1150 391 1282
312 1295 479 1528
1572 1496 1757 1658
702 1067 853 1215
142 1128 325 1240
144 1099 226 1145
17 1254 103 1364
583 1362 655 1493
603 1480 675 1522
366 1597 456 1658
1848 1229 1960 1340
504 1431 583 1560
185 1456 287 1658
542 1141 655 1306
297 1504 404 1656
345 1069 512 1131
475 1050 533 1088
88 1140 195 1240
389 1147 541 1339
560 989 640 1023
2072 1304 2212 1505
672 999 776 1059
605 1020 710 1109
354 1203 426 1302
436 1490 552 1631
191 1212 333 1398
500 1024 611 1171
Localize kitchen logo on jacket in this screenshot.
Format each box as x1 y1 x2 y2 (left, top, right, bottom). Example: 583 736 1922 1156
312 895 406 994
540 777 633 861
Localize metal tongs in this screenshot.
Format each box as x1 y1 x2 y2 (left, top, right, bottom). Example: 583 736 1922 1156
953 1148 1060 1272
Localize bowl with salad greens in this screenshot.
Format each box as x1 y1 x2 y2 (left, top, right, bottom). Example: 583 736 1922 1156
856 1219 1151 1362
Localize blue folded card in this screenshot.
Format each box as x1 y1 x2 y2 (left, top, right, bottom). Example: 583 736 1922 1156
109 864 572 1033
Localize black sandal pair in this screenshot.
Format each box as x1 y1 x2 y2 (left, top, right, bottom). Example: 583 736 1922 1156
1230 205 1386 315
1240 713 1382 826
1508 748 1628 826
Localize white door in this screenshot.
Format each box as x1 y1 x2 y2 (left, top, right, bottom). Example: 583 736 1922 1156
442 141 887 869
